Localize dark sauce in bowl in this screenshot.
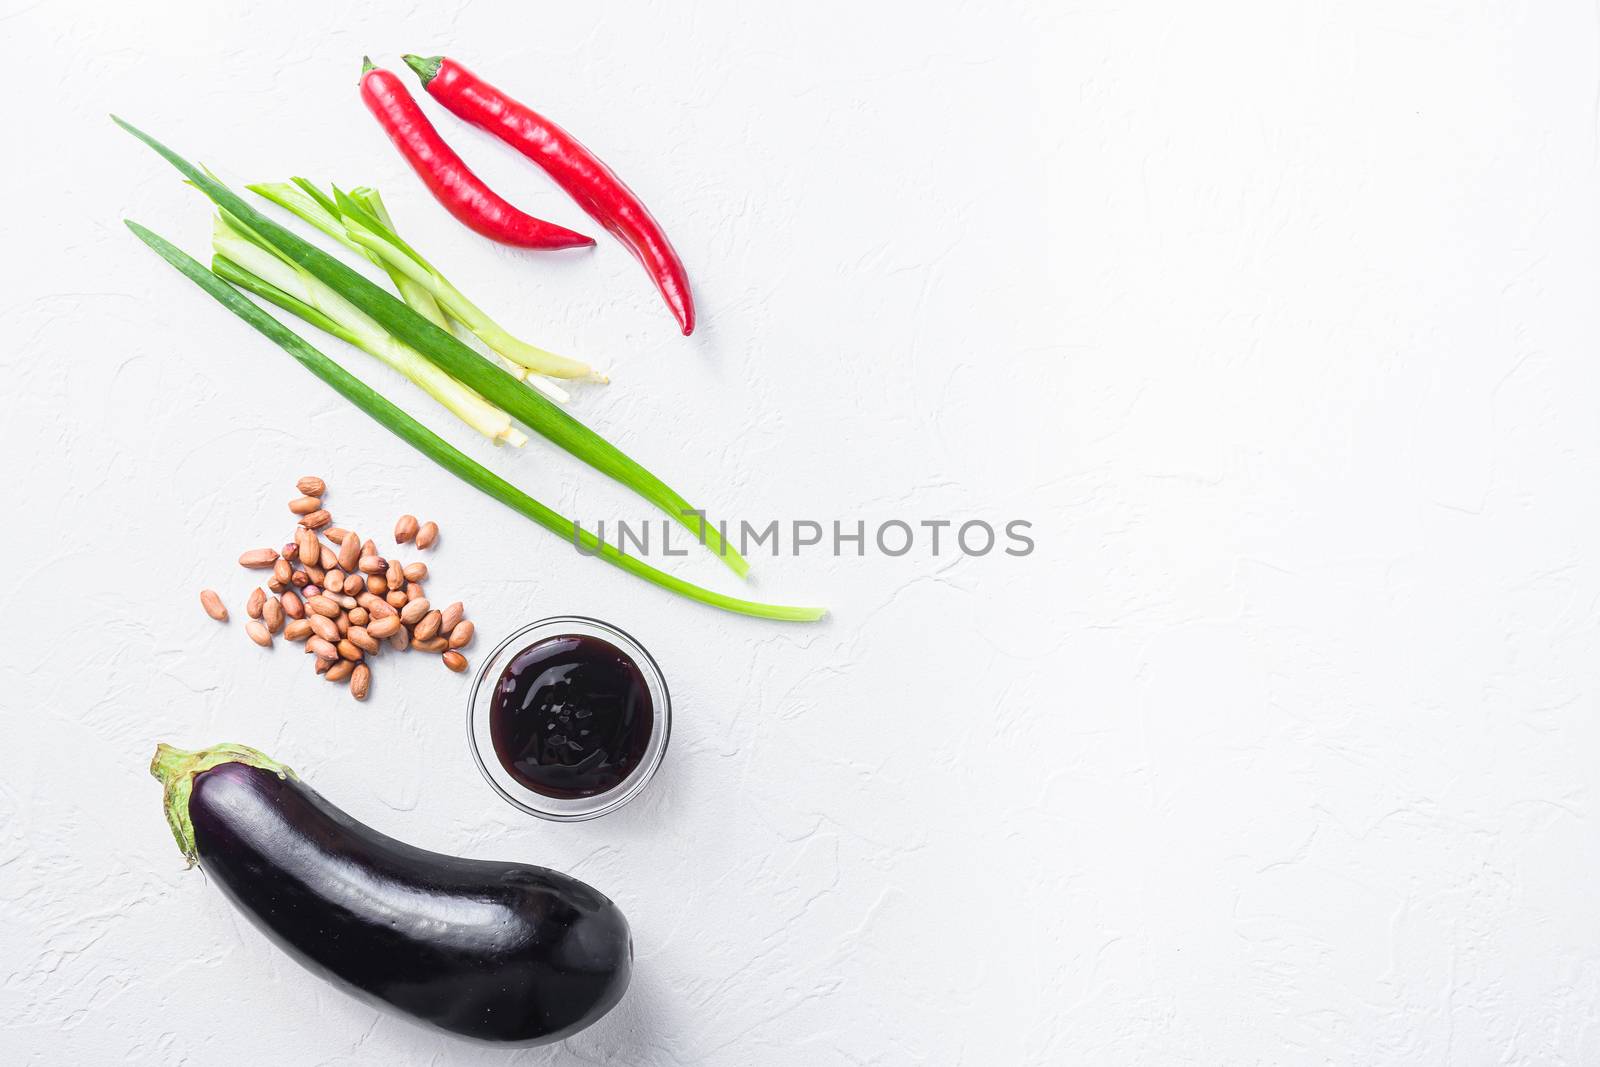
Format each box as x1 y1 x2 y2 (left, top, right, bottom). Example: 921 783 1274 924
488 634 655 799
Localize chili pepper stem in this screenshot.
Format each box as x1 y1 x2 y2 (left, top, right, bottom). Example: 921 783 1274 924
402 54 442 85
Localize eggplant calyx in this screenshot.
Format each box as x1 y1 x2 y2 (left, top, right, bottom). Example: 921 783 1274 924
150 742 297 867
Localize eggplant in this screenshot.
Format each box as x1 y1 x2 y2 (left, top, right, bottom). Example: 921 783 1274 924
151 742 631 1045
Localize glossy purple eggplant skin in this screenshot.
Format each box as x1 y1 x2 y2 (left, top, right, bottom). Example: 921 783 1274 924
187 761 631 1045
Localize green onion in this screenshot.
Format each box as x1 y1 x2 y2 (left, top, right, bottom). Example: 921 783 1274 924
211 214 525 446
250 179 571 406
126 220 823 622
331 185 600 382
247 178 357 252
116 116 748 578
253 177 594 382
344 186 451 328
347 185 574 406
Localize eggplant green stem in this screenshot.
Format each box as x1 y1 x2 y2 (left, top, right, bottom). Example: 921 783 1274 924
151 743 295 867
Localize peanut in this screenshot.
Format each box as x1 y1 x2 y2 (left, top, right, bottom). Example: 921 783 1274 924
208 483 475 703
307 595 341 618
413 610 442 642
337 530 361 572
366 615 401 639
199 589 229 622
359 592 396 619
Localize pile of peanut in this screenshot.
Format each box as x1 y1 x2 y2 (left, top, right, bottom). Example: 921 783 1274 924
197 476 474 701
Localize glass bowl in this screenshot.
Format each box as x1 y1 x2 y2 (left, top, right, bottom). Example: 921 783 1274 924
467 616 671 821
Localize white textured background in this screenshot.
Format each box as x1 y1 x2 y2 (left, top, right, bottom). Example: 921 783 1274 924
5 1 1600 1063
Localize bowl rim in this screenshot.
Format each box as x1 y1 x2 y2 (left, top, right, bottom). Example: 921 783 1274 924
466 615 671 822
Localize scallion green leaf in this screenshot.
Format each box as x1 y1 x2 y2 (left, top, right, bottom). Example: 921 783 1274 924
330 184 599 382
346 186 451 329
126 219 822 622
346 184 574 406
211 214 524 446
115 116 748 578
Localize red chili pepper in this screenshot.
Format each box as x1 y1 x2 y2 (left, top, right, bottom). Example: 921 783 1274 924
358 59 593 251
404 55 696 335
